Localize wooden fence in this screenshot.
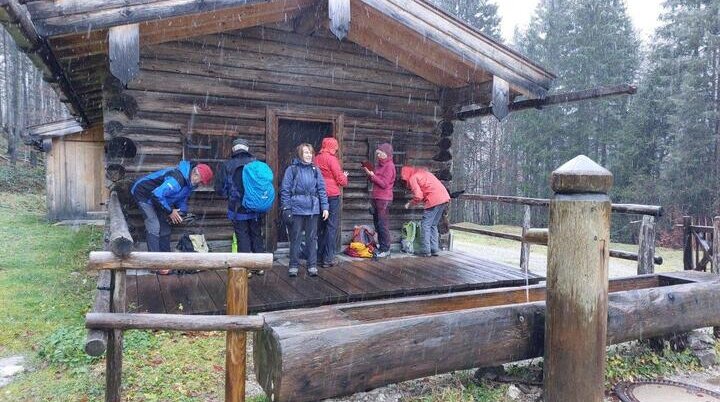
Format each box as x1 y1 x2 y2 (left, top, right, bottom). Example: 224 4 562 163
450 194 663 275
682 216 720 273
85 192 272 402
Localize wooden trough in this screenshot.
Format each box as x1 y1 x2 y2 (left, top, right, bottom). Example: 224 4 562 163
254 271 720 402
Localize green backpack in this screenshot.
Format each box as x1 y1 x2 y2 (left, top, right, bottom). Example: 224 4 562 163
401 221 424 255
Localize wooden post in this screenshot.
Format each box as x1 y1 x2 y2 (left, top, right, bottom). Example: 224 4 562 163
713 217 720 339
684 216 694 271
520 205 531 272
544 155 612 402
226 267 249 402
637 215 656 275
106 270 126 402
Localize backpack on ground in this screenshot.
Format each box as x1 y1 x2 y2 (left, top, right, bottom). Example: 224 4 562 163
345 225 377 258
401 221 424 255
238 160 275 213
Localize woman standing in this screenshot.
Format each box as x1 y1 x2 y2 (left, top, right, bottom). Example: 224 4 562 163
363 143 395 258
280 143 330 277
314 137 348 267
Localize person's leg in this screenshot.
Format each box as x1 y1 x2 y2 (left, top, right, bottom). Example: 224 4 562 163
429 204 447 254
138 202 161 252
158 211 172 252
317 208 328 264
232 219 252 253
371 198 381 246
249 217 265 253
375 199 391 253
420 207 435 256
305 215 319 271
324 197 340 264
288 215 303 275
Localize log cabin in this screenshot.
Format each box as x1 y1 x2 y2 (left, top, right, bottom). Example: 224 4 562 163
1 0 557 251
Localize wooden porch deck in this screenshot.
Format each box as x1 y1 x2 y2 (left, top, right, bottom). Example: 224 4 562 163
126 251 544 315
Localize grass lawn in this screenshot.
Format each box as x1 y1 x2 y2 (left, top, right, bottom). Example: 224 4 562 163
0 193 235 402
0 192 709 402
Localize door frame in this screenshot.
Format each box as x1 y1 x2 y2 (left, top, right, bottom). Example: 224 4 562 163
265 107 345 251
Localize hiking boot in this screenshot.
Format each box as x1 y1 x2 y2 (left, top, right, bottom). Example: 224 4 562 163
288 267 299 277
308 266 319 276
376 250 391 258
422 253 432 258
431 250 441 257
322 260 338 268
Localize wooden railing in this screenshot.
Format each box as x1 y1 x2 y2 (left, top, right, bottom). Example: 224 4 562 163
84 191 272 402
450 194 663 274
682 216 720 273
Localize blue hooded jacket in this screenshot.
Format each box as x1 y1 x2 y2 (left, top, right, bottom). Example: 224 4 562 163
131 161 195 214
280 158 329 215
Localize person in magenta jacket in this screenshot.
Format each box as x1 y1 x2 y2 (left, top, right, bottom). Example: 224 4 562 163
401 166 451 257
363 143 396 257
314 137 348 267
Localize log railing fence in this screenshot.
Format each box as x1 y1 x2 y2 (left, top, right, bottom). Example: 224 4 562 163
681 215 720 274
84 191 272 402
450 193 663 275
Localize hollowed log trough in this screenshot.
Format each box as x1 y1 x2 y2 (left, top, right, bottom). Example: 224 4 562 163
254 271 720 402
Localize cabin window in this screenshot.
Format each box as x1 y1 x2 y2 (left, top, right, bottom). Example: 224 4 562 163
184 134 232 177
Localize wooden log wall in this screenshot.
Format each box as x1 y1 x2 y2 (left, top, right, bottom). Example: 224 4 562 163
106 23 448 247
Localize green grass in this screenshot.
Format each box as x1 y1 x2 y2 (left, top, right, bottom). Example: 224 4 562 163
0 193 230 401
403 371 508 402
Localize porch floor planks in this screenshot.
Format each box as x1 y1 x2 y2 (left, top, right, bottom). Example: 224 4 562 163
129 251 544 314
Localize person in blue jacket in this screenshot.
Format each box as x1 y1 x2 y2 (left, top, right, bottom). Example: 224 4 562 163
280 143 329 277
131 161 214 253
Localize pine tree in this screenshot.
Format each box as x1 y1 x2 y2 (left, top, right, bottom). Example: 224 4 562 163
510 0 641 200
647 0 720 217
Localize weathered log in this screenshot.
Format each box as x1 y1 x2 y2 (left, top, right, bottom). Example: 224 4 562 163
106 270 126 402
684 216 694 271
545 155 611 402
456 84 637 120
254 274 720 402
88 251 273 271
226 267 249 402
459 194 662 216
449 223 523 242
637 215 656 275
109 24 140 87
86 313 264 331
108 192 133 258
85 270 112 357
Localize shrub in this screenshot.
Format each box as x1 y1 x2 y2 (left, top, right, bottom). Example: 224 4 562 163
0 164 45 193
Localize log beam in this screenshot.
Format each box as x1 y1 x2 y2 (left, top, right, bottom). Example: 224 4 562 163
108 24 140 87
254 279 720 402
86 313 265 332
87 251 273 271
459 193 663 216
108 192 133 258
456 84 637 120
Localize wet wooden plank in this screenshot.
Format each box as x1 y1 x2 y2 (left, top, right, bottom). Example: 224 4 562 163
197 270 227 312
178 273 218 314
125 274 138 312
157 274 191 314
134 274 165 313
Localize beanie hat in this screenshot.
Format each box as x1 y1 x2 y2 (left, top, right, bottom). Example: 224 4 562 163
232 138 249 153
195 163 214 185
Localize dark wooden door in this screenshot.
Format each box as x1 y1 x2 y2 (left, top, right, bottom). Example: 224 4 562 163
277 119 333 243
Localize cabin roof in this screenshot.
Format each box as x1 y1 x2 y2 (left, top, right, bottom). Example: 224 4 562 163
1 0 555 126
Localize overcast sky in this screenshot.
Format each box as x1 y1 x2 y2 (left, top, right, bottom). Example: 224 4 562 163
496 0 664 43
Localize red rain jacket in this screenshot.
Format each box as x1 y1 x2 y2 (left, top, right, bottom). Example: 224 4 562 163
314 137 347 197
401 166 450 209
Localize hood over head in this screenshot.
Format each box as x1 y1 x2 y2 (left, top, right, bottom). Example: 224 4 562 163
320 137 339 155
401 165 423 182
377 143 393 159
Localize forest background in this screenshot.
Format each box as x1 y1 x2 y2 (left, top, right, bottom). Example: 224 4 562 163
0 0 717 244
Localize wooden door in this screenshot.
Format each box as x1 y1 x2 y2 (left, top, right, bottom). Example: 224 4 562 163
276 119 333 243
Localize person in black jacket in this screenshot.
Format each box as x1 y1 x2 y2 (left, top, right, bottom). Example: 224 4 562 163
215 138 264 253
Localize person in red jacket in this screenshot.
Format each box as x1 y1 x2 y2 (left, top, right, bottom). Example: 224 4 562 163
401 166 451 257
314 137 348 267
364 143 396 258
